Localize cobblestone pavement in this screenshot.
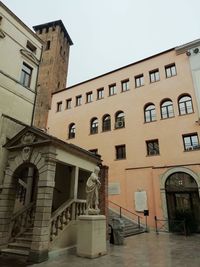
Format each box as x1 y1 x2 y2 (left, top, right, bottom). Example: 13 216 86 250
0 233 200 267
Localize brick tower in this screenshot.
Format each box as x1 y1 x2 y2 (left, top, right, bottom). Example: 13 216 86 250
33 20 73 129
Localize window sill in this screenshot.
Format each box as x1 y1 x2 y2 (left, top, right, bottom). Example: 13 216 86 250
89 133 98 135
135 84 144 89
85 101 92 104
178 112 194 117
96 97 104 101
149 80 160 84
115 158 126 161
166 75 177 79
160 116 175 120
144 120 157 124
101 129 111 133
146 153 160 157
108 94 117 97
184 148 200 152
114 126 125 130
121 89 130 93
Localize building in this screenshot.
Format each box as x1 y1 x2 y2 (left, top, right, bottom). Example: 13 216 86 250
48 39 200 231
0 1 43 185
33 20 73 129
0 3 107 262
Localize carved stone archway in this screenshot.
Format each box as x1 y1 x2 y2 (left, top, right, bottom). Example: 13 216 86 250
160 167 200 220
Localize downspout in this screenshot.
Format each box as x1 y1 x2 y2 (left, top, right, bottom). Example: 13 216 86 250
31 45 43 127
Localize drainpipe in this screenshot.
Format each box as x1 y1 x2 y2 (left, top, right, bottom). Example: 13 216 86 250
31 45 43 127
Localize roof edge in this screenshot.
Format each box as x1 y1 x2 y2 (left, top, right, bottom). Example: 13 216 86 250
0 1 43 44
52 47 175 94
33 20 73 45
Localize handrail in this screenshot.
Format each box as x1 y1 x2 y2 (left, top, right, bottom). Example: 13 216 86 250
109 200 143 219
109 200 143 229
155 216 187 236
11 202 34 221
51 199 74 221
50 199 87 241
10 202 35 240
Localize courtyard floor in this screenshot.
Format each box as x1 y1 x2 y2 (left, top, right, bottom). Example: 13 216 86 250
0 232 200 267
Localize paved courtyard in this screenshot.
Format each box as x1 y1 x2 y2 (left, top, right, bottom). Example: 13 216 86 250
0 233 200 267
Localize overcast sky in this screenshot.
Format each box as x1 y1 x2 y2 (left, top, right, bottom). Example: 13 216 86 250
2 0 200 86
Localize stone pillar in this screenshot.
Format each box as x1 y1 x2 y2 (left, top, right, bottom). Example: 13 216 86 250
99 166 108 216
28 151 56 263
0 168 16 246
99 165 109 240
25 167 34 205
77 215 107 258
73 166 79 200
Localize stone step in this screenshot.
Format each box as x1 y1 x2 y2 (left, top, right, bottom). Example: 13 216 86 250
21 232 33 238
25 227 33 233
124 229 146 237
8 242 31 250
14 237 32 244
1 248 29 256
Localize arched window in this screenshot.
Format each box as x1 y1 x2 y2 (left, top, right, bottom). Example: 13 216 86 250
115 111 125 128
102 114 111 132
161 99 174 119
178 95 193 115
144 103 156 122
68 123 75 139
90 118 98 134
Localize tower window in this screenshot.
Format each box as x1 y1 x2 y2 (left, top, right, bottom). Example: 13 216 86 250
56 101 62 112
46 40 51 50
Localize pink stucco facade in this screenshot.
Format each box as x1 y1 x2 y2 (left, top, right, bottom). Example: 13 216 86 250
47 47 200 229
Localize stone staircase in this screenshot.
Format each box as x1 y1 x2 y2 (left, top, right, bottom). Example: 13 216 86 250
109 208 146 237
1 227 33 257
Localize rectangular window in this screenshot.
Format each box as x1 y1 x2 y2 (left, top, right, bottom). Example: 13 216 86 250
20 62 32 88
66 98 72 109
135 74 144 88
146 139 159 156
183 133 200 151
56 101 62 112
165 64 177 78
26 41 37 53
86 91 93 103
109 84 117 96
115 145 126 160
76 95 82 106
121 79 129 92
46 40 51 50
149 69 160 83
97 88 104 100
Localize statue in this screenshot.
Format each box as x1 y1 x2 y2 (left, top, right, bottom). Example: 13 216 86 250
86 166 101 215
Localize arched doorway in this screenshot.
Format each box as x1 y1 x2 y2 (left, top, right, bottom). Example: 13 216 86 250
13 163 38 213
165 172 200 233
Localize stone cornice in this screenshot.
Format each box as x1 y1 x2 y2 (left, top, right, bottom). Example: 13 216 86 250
20 49 40 65
0 29 5 38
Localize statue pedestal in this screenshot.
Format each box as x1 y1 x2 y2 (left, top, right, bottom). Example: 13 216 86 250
77 215 107 258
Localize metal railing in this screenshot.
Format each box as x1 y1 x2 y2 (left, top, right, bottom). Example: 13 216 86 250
109 200 143 229
155 216 187 236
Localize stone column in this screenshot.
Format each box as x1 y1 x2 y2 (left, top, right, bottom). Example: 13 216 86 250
99 166 108 217
74 166 79 200
99 165 109 239
70 166 79 220
0 167 16 246
28 150 56 263
25 167 34 205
